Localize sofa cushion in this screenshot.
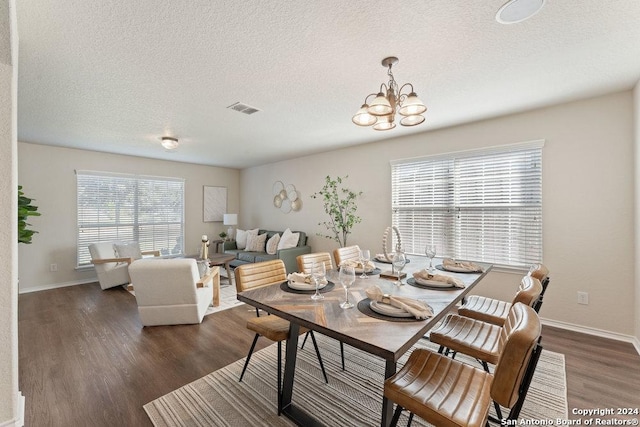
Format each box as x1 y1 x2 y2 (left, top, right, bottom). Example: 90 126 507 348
237 251 261 263
255 253 278 263
236 228 258 250
266 233 280 255
246 232 268 252
277 228 299 250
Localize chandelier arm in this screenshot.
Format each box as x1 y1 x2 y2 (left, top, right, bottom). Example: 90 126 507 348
398 83 415 96
364 93 378 104
378 83 389 94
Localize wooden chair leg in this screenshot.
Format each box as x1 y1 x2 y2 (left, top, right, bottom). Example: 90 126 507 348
239 334 260 382
309 331 329 383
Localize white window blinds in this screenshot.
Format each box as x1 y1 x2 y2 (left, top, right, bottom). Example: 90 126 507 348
391 142 543 269
76 170 185 266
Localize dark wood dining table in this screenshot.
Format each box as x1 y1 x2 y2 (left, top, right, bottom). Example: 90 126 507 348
236 256 492 427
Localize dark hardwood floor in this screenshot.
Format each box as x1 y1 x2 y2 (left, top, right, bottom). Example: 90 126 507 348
18 283 640 426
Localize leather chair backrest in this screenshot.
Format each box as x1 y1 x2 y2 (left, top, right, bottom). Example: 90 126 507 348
235 259 287 293
297 252 333 274
491 303 541 408
511 276 543 307
333 245 361 267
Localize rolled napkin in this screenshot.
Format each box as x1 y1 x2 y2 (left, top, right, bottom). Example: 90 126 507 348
442 258 483 273
365 285 433 319
287 272 327 286
287 272 312 284
375 253 391 262
341 259 376 271
413 269 466 288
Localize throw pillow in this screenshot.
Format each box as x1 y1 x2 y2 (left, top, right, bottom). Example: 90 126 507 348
245 232 268 252
266 233 281 255
236 228 258 250
114 243 142 261
277 228 300 250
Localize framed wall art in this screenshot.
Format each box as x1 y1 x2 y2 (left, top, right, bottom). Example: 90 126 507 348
203 186 227 222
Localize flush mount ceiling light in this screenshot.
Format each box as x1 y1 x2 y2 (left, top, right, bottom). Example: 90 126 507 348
352 57 427 131
496 0 545 24
160 136 179 150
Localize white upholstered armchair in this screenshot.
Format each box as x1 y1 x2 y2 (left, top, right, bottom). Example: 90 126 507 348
88 242 160 290
128 258 218 326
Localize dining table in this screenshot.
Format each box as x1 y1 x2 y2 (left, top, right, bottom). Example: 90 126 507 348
236 256 492 427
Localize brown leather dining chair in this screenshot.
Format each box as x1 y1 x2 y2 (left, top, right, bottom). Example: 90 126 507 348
384 303 542 427
430 276 542 372
296 252 346 370
528 263 550 312
235 259 328 414
333 245 361 267
458 270 547 326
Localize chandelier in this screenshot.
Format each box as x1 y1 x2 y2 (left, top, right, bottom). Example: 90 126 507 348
352 57 427 131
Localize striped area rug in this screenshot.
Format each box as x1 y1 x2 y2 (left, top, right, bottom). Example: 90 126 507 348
144 334 567 426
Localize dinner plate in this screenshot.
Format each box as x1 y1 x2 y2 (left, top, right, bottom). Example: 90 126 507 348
369 300 414 318
407 277 458 290
287 280 327 291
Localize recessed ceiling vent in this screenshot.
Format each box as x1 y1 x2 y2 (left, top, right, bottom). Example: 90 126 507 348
227 102 260 115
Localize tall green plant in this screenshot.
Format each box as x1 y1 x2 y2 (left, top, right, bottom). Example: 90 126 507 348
311 175 362 247
18 185 40 244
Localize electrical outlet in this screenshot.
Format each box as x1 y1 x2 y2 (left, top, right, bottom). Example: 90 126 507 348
577 291 589 305
50 263 58 272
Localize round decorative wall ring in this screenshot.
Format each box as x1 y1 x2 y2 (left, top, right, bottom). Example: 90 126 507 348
272 181 301 213
272 181 285 196
382 226 403 262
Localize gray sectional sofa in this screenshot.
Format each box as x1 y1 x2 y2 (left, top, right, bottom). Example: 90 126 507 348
222 229 311 274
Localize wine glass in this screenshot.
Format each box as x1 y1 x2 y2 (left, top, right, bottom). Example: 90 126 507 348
310 261 326 301
359 249 371 279
392 252 406 286
425 244 436 273
339 265 356 309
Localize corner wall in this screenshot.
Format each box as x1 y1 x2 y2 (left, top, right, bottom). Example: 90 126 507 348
241 91 635 338
0 0 22 424
17 142 240 293
634 80 640 352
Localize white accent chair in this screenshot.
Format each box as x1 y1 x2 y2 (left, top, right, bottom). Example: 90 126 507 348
88 242 160 290
128 258 218 326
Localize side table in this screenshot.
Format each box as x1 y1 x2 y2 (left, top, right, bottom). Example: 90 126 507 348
208 253 236 285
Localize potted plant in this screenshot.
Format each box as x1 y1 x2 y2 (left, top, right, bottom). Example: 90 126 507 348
218 231 228 241
18 185 40 244
311 175 362 247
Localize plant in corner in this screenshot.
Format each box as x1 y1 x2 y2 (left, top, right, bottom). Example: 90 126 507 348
18 185 41 244
311 175 363 247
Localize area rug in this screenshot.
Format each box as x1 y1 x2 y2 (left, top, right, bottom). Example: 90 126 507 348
144 334 567 426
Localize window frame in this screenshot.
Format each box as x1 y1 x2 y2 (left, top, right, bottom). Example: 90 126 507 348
76 170 185 266
390 140 544 269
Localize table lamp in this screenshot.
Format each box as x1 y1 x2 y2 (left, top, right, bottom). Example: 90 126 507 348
223 213 238 240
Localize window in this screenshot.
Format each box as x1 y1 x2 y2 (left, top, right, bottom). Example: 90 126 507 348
76 170 185 266
391 142 543 269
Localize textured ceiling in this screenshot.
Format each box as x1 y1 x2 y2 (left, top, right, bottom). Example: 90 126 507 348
15 0 640 169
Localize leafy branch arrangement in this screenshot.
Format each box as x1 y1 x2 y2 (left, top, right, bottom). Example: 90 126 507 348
18 185 40 244
311 175 362 247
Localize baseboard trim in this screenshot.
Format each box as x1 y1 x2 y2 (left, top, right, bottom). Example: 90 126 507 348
18 278 96 294
0 392 25 427
541 317 640 355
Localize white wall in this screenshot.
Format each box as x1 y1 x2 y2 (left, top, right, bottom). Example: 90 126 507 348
0 0 21 424
241 91 636 337
634 81 640 349
17 142 240 292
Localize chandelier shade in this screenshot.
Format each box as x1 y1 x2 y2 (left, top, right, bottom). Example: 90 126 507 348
352 57 426 131
352 104 377 126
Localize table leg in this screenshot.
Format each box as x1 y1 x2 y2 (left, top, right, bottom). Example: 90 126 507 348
381 360 397 427
281 323 300 412
212 268 220 307
225 262 233 286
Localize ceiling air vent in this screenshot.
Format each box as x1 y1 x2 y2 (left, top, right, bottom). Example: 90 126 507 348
227 102 260 115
